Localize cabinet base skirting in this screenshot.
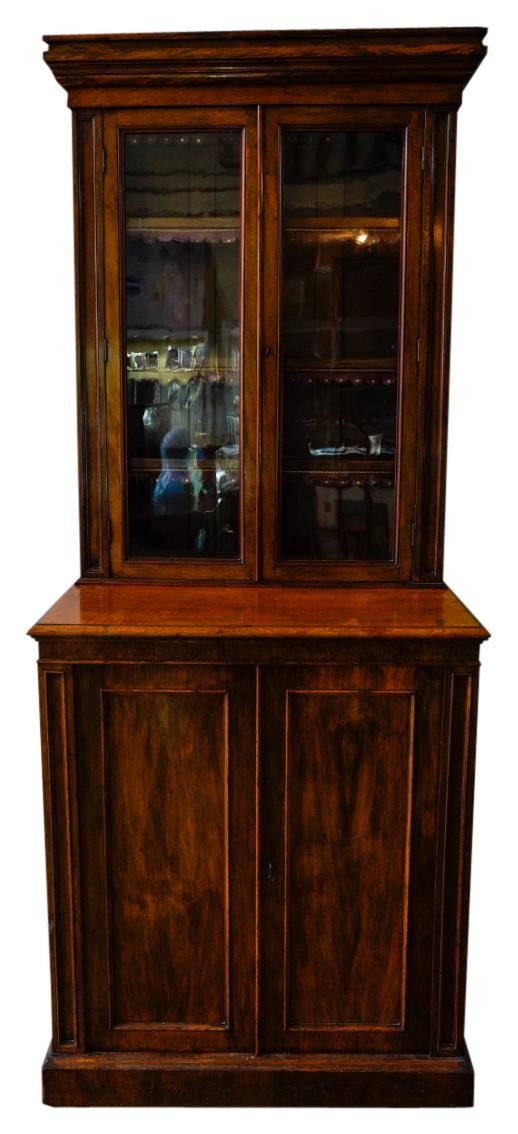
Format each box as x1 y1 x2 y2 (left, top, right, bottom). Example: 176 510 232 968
42 1047 474 1107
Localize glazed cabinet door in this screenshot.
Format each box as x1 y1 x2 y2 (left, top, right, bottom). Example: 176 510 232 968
103 108 259 580
260 664 442 1053
261 108 423 581
74 663 256 1052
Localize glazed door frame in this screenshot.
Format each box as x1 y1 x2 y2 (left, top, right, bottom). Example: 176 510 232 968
103 106 259 581
75 662 257 1053
261 106 424 582
259 663 443 1053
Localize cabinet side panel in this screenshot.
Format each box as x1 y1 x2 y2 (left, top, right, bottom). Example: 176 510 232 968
39 667 83 1049
73 111 108 576
436 668 479 1052
101 690 228 1028
414 110 457 581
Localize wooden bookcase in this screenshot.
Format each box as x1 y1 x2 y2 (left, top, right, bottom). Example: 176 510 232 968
30 28 488 1107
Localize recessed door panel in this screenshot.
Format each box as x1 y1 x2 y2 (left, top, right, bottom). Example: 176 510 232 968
260 665 442 1053
75 664 256 1053
104 689 228 1029
286 690 413 1029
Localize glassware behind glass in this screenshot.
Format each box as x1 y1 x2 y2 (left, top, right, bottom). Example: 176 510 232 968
280 129 402 562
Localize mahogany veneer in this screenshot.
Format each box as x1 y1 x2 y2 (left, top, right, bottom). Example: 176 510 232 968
32 583 487 640
33 27 488 1107
31 583 486 1106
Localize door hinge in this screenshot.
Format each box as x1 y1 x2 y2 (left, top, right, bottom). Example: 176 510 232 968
101 147 106 174
421 144 426 172
103 338 109 365
416 336 420 365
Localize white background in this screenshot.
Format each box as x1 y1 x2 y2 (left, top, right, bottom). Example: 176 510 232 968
1 0 516 1129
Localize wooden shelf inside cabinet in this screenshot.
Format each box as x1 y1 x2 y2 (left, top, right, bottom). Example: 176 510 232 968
283 471 395 489
285 216 400 230
130 456 239 473
126 368 240 381
127 216 240 238
285 367 397 386
283 458 395 475
285 226 401 245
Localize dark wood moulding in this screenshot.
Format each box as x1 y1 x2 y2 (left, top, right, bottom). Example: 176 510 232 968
43 28 487 99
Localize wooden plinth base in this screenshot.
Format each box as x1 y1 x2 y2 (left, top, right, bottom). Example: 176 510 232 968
43 1047 474 1107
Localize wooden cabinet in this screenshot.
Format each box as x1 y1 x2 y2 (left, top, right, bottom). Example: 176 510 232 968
33 587 486 1105
31 28 488 1107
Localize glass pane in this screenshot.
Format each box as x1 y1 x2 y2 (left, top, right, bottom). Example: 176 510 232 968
283 130 401 217
124 131 242 559
280 129 402 562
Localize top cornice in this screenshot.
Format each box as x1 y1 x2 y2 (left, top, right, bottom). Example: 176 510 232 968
43 28 487 97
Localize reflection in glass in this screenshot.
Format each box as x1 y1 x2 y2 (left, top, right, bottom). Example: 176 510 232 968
283 230 400 361
283 130 402 217
282 477 394 561
280 129 402 562
283 373 397 460
124 132 242 559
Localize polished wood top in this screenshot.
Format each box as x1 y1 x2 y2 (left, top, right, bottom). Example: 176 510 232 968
29 584 488 640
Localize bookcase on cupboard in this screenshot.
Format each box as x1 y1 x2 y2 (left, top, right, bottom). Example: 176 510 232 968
31 28 488 1107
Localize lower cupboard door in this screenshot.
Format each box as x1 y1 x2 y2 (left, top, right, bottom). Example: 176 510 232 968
260 664 443 1054
75 664 256 1053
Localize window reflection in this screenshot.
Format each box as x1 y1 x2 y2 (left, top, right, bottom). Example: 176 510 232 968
124 132 242 559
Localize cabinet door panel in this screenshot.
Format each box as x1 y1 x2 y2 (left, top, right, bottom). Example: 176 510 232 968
75 664 256 1052
260 665 442 1053
262 107 424 582
104 107 259 581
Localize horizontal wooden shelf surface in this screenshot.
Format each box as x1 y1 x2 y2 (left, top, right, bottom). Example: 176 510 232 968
127 215 239 231
283 459 395 473
126 369 239 382
285 228 400 244
130 457 239 472
285 360 396 371
29 583 488 640
285 215 400 230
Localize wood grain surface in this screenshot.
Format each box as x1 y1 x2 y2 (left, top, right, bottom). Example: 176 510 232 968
42 1047 475 1107
43 29 487 98
30 583 488 639
75 663 256 1053
260 664 444 1054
